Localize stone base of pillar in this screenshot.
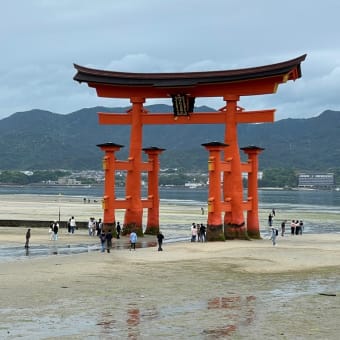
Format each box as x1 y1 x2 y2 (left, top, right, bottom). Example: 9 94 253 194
224 223 250 240
206 224 225 241
144 225 159 235
247 229 261 239
122 222 144 237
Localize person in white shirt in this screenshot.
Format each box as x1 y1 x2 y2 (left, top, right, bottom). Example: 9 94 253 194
191 223 197 242
70 216 76 234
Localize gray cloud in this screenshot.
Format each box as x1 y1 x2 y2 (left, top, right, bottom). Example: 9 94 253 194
1 0 340 120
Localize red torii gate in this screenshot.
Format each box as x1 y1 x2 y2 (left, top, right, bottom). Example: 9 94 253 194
73 54 306 240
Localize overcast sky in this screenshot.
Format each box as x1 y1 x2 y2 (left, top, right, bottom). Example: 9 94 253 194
1 0 339 121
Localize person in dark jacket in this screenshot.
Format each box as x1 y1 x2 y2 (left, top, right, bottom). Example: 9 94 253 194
157 231 164 251
99 231 106 252
199 224 206 242
25 228 31 248
116 221 121 239
105 230 113 253
52 221 59 241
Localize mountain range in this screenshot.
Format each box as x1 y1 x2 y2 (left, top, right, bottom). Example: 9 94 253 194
0 105 339 171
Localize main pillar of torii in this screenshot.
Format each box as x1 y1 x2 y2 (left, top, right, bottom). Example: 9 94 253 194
73 54 306 240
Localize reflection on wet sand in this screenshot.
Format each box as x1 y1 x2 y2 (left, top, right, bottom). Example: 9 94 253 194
96 312 116 336
127 307 140 339
94 296 256 338
205 295 256 338
96 306 159 338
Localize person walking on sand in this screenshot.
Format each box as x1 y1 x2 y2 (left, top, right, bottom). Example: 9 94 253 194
49 223 54 240
52 220 59 241
70 216 76 234
291 220 296 235
105 229 113 253
191 223 197 242
268 213 273 227
197 222 202 242
299 220 304 234
67 218 71 234
97 218 103 235
199 224 206 242
270 226 278 246
130 231 137 251
157 231 164 251
88 217 95 236
99 230 106 253
295 220 301 235
281 220 287 237
25 228 31 248
116 221 121 239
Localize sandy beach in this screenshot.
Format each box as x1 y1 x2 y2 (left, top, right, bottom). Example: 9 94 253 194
0 195 340 339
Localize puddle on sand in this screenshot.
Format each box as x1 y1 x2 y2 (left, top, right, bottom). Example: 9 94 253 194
0 239 160 262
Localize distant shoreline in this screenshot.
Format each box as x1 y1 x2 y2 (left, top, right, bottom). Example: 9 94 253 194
0 183 337 190
0 183 102 188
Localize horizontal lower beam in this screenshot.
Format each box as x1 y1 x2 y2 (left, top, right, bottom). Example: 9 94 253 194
221 201 232 212
111 199 154 209
242 200 253 211
241 162 252 173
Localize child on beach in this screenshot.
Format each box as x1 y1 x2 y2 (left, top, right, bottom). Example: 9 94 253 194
130 231 137 251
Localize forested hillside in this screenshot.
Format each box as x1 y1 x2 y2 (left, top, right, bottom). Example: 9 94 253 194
0 106 339 171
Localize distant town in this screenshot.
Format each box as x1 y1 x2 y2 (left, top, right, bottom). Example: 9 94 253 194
0 169 338 190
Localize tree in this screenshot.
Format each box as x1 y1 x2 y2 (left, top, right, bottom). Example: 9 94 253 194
259 168 298 188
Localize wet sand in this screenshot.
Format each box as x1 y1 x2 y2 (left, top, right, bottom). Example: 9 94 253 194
0 195 340 338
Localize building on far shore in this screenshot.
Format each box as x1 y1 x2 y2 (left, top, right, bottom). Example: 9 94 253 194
298 173 335 189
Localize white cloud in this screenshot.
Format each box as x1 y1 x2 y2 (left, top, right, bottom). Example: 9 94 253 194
1 0 340 119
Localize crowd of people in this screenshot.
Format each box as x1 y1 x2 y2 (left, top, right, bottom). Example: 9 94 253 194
268 210 305 246
25 209 304 251
42 216 166 254
190 222 206 242
86 217 103 236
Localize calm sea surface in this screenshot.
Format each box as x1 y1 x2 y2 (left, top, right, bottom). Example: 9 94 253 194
1 184 340 207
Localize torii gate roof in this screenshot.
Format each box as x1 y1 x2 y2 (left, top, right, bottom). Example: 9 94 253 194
73 54 306 98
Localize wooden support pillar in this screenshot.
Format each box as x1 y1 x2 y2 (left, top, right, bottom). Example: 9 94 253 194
123 97 145 236
223 96 247 239
143 147 165 235
97 142 124 231
202 142 229 241
241 146 264 239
